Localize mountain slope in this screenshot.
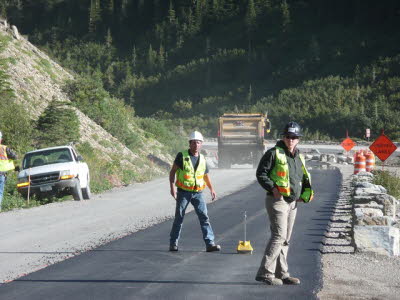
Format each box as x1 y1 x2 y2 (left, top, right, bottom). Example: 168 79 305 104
0 22 173 189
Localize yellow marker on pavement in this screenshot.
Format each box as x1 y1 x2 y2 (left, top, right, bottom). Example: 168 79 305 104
237 211 253 254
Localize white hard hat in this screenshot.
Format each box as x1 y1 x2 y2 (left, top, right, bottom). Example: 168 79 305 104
189 131 204 142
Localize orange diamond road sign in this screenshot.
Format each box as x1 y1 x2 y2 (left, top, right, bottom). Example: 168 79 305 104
341 137 356 152
369 134 398 162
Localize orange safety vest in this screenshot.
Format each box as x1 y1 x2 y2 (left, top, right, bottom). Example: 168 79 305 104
175 150 207 192
269 147 314 203
0 145 15 172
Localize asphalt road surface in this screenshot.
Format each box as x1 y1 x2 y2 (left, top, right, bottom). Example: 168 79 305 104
0 163 341 299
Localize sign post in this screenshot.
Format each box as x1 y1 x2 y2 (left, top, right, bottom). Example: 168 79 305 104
369 130 398 170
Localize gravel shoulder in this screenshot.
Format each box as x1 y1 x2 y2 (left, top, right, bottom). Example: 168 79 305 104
318 164 400 300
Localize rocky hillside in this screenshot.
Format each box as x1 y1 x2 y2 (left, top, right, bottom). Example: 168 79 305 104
0 21 173 186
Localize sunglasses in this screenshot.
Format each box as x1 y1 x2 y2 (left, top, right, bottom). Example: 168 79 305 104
285 135 299 140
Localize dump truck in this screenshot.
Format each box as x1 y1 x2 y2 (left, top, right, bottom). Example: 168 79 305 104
217 113 271 168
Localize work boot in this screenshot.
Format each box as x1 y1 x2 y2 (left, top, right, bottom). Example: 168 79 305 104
255 276 283 286
206 244 221 252
169 244 178 252
281 277 301 285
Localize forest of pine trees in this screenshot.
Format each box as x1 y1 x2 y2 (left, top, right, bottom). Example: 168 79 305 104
2 0 400 139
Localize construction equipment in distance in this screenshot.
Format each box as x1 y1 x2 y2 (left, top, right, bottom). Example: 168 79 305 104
237 211 253 254
218 113 271 168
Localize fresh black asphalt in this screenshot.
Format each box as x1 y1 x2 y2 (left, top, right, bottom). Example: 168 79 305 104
0 162 341 299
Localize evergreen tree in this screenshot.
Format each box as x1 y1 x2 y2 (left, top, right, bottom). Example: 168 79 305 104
147 44 157 71
132 45 137 69
168 1 177 25
280 0 291 33
105 28 113 47
246 84 253 103
158 44 165 69
195 0 203 28
245 0 257 33
89 0 101 34
37 99 81 148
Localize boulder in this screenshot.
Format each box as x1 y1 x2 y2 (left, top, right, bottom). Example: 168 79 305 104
354 216 394 226
353 225 399 256
354 207 383 219
312 155 320 161
0 18 8 29
304 154 313 160
353 184 386 196
375 194 397 217
353 194 396 217
354 201 384 210
327 154 337 163
354 171 374 178
353 195 376 204
11 25 20 40
310 149 321 155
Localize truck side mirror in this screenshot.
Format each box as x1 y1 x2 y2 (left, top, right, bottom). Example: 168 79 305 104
14 165 20 172
77 155 83 162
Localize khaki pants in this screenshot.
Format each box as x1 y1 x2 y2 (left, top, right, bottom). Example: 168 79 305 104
256 194 297 279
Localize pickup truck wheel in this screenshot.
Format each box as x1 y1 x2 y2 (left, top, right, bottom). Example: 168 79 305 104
72 180 83 201
82 181 91 200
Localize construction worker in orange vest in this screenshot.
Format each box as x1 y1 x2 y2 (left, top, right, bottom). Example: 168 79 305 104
169 131 221 252
0 131 17 211
255 122 314 286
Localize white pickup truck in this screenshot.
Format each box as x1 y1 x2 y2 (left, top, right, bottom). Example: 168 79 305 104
17 145 91 200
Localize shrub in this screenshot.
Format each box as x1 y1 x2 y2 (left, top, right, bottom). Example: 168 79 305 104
373 170 400 199
36 98 80 148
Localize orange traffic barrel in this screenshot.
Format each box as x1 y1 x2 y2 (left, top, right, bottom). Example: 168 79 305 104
365 151 375 172
354 153 366 174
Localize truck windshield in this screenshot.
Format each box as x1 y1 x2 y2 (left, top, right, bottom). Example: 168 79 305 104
23 148 72 169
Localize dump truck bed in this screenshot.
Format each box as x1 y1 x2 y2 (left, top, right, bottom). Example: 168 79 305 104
218 113 265 143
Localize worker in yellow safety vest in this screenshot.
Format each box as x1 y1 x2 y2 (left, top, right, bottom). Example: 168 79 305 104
0 131 17 211
169 131 221 252
255 122 314 286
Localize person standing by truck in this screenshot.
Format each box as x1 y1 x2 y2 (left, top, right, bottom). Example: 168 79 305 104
0 131 17 211
169 131 221 252
255 122 314 285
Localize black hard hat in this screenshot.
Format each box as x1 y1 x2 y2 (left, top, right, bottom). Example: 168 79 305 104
281 121 303 137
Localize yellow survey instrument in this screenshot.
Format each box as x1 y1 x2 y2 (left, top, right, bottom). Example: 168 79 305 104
237 211 253 254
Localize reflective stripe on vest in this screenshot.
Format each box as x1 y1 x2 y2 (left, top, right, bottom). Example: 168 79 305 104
269 147 314 202
0 145 15 172
176 150 207 192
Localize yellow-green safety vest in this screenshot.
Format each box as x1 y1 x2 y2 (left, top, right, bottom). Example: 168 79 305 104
269 146 314 203
0 145 15 172
176 150 207 192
